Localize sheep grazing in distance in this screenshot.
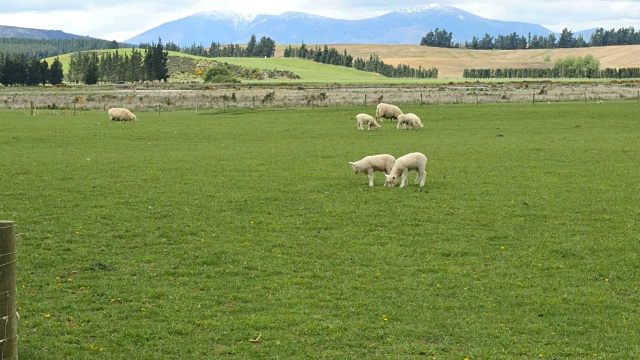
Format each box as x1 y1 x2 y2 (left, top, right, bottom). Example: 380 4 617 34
355 113 381 130
108 108 137 122
397 113 424 130
375 103 403 123
350 154 396 186
384 152 427 188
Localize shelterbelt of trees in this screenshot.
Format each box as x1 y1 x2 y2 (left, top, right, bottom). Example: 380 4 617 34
0 54 63 86
283 44 439 79
421 26 640 50
67 41 169 84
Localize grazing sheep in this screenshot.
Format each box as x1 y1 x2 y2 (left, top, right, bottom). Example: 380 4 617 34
355 113 381 130
108 108 137 122
375 103 403 123
350 154 396 186
397 113 424 130
384 152 427 188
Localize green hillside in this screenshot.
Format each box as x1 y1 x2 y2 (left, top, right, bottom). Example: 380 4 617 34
45 49 433 84
215 57 386 83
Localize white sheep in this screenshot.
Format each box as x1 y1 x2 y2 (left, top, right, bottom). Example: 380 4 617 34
108 108 137 122
375 103 403 123
350 154 396 186
397 113 424 130
384 152 427 188
355 113 381 130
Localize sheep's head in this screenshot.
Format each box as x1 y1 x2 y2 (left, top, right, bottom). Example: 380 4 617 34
384 174 397 187
349 162 360 175
370 122 381 129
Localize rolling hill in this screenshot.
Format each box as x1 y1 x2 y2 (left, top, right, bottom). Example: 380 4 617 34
46 44 640 82
286 44 640 79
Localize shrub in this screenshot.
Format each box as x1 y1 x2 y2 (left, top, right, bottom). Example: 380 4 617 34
203 67 239 83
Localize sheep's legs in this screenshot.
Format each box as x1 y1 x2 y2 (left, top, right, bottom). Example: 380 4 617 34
367 170 375 187
399 170 408 187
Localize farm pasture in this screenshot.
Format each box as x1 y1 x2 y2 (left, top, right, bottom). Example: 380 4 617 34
1 102 639 359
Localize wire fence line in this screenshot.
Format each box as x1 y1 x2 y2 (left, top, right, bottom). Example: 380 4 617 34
1 82 639 117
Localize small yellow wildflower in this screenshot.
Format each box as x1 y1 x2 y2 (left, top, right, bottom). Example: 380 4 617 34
499 246 505 250
44 314 51 319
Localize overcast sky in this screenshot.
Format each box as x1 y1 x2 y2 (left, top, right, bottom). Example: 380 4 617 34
0 1 639 41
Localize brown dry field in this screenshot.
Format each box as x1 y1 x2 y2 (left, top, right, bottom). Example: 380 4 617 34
275 44 640 79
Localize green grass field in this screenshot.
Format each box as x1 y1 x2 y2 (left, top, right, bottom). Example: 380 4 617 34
2 102 639 359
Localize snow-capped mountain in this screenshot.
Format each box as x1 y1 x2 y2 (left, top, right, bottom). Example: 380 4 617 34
125 4 554 46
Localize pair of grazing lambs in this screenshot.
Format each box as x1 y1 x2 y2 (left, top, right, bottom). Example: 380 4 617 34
349 152 427 188
356 103 424 130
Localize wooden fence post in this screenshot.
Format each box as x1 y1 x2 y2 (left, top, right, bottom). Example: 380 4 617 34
30 101 34 116
364 94 367 107
0 221 18 359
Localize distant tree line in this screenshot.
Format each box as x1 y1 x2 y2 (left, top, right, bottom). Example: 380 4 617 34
464 67 640 79
0 37 122 58
283 44 354 66
155 35 277 58
421 26 640 50
0 53 63 86
283 43 438 78
464 53 640 79
68 40 168 84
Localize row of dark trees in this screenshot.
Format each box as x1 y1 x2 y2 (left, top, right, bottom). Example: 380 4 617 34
421 26 640 50
283 44 354 67
0 37 122 58
464 67 640 79
353 54 438 78
68 41 168 84
0 53 63 86
283 44 438 78
463 54 609 78
168 35 276 58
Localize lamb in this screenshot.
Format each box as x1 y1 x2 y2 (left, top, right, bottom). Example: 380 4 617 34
384 152 427 188
397 113 424 130
355 113 381 130
108 108 137 122
349 154 396 186
375 103 403 123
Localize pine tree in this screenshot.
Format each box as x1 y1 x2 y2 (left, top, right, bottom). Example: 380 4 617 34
84 52 100 85
246 35 257 57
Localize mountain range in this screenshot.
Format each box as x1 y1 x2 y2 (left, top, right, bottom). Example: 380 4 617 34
125 4 559 46
0 25 89 40
0 4 597 47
